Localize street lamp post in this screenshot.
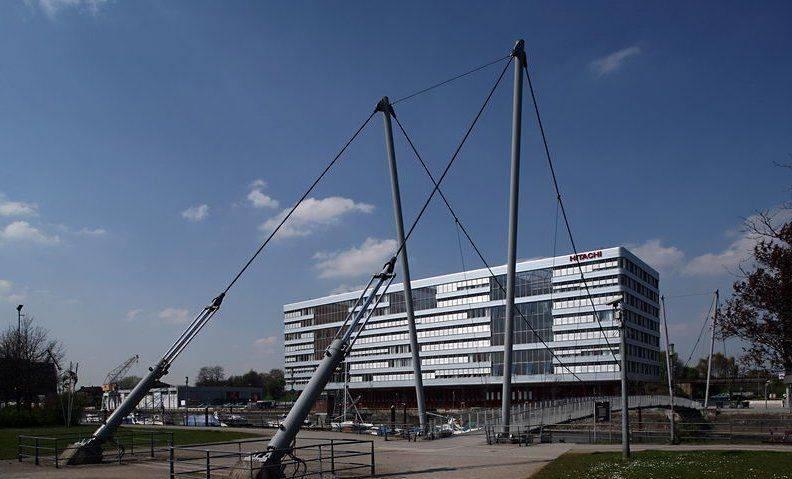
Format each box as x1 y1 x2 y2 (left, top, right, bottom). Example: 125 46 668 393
610 298 630 460
14 305 23 410
184 377 189 426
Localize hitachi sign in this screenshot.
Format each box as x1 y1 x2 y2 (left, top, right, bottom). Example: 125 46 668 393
569 251 602 262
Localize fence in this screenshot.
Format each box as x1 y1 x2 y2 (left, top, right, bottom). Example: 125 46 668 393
18 429 174 467
485 418 792 445
168 437 375 478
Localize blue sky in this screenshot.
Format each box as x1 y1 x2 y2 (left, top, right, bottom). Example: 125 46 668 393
1 1 790 385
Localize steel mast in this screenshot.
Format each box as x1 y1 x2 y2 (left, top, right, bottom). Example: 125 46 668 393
660 296 676 443
376 96 428 434
233 259 396 479
62 294 225 464
500 39 525 431
704 289 719 408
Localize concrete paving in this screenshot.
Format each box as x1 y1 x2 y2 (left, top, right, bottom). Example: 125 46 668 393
2 425 790 479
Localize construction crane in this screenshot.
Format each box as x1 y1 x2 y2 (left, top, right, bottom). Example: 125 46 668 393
100 355 139 412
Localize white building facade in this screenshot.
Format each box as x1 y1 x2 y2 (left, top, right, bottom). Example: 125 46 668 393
283 247 660 407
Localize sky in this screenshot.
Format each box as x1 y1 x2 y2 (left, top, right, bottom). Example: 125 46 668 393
1 0 790 385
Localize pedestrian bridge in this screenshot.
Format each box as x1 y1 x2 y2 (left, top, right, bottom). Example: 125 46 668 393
484 395 701 430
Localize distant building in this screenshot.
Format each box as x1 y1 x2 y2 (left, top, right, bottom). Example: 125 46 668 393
77 386 104 408
283 247 661 408
0 359 57 405
107 385 264 410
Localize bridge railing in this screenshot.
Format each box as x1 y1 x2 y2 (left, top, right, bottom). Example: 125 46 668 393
482 395 701 428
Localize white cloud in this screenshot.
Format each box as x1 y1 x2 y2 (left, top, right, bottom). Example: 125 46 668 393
247 189 279 209
683 234 756 276
329 283 367 295
253 336 280 354
181 204 209 222
0 200 38 217
76 227 107 236
27 0 109 17
261 197 374 238
125 309 143 321
158 307 190 325
682 209 792 276
0 221 60 245
0 280 25 303
630 239 685 273
590 46 641 77
255 336 277 346
314 237 396 279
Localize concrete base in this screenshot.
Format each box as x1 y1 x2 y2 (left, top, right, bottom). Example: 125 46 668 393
227 457 283 479
59 440 104 465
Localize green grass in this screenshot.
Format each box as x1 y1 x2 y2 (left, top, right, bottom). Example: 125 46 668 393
1 425 262 460
532 450 792 479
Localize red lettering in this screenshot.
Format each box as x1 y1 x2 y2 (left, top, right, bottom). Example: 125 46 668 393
569 251 602 262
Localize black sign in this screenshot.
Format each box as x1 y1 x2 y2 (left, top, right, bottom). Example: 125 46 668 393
595 401 611 423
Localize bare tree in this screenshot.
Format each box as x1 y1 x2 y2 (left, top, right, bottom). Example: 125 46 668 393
196 365 226 386
0 316 63 409
720 209 791 372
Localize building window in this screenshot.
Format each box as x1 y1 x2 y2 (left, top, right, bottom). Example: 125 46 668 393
491 301 553 346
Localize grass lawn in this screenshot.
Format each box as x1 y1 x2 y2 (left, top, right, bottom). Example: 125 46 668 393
532 450 792 479
0 425 262 460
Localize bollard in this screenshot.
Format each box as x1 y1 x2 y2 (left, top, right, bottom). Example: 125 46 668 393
150 432 155 458
131 429 134 456
169 447 175 479
35 437 39 465
206 450 211 479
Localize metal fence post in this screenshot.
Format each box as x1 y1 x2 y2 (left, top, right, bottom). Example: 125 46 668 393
370 440 376 476
169 447 175 479
131 429 135 456
150 432 155 458
34 437 39 465
55 442 59 468
206 450 211 479
330 439 335 474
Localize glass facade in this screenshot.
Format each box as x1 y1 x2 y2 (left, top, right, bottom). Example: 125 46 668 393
490 301 553 346
283 247 662 391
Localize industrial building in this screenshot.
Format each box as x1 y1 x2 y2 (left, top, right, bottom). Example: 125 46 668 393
283 247 661 409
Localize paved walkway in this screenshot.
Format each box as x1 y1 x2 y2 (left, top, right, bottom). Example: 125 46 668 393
2 425 790 479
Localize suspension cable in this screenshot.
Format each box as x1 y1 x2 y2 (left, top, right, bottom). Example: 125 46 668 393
391 113 589 387
682 292 717 369
392 54 512 106
454 219 468 279
222 111 377 295
391 56 513 261
522 59 620 366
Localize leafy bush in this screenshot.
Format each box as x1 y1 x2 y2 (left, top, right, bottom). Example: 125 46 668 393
0 393 85 427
